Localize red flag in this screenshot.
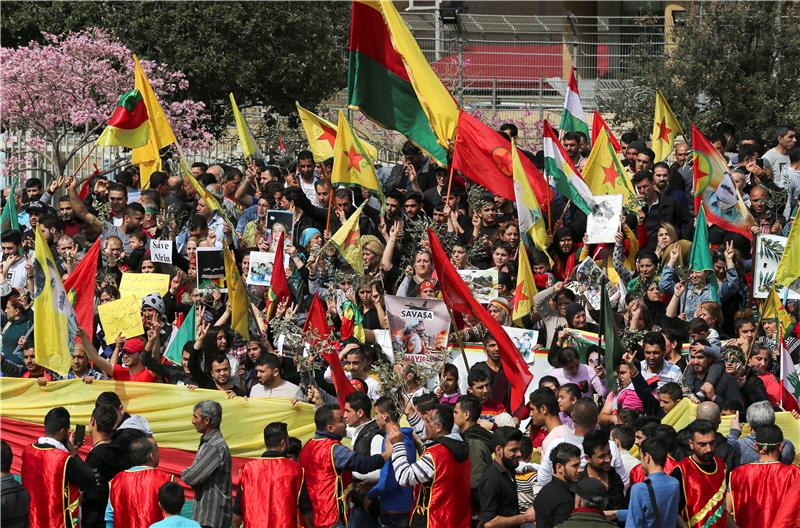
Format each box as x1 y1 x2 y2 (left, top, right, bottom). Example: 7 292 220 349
591 111 621 153
427 228 532 412
304 294 354 411
278 135 286 154
63 238 101 334
452 110 550 211
265 232 291 319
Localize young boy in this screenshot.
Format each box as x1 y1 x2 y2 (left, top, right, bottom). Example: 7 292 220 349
149 481 201 528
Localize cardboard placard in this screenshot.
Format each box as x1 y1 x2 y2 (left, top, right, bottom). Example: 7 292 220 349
753 234 800 299
119 273 170 302
385 295 451 358
196 247 227 292
149 239 173 264
456 269 499 304
586 194 623 244
245 251 288 286
97 295 145 340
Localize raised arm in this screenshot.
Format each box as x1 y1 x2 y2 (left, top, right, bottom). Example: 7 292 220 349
78 327 114 378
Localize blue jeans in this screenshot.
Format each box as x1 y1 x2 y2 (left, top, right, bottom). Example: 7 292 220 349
348 505 380 528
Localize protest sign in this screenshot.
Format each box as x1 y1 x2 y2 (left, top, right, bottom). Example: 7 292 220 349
149 239 173 264
97 295 145 339
119 273 170 302
196 247 226 292
266 210 293 251
503 326 539 365
246 251 289 286
456 269 498 304
754 234 800 300
586 194 623 244
385 295 451 362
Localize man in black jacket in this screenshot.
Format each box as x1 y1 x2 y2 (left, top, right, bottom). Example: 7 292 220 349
674 401 740 473
454 394 494 521
634 170 694 249
1 440 29 528
534 442 581 528
83 404 126 528
345 391 383 527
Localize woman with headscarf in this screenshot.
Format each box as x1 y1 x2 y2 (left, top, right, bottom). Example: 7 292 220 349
549 227 581 281
487 297 512 326
548 301 599 366
360 235 385 281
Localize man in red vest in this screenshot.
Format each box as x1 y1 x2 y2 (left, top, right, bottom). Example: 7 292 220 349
105 436 174 528
21 406 97 528
386 403 472 528
233 422 314 528
727 424 800 528
299 404 390 528
670 420 730 528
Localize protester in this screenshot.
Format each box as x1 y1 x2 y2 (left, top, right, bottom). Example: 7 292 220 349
1 440 29 528
478 426 535 527
150 482 202 528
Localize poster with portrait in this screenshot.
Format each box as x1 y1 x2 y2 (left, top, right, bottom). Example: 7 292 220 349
753 234 800 299
266 210 293 251
457 269 499 304
586 194 623 244
385 295 451 363
196 247 227 292
502 326 540 365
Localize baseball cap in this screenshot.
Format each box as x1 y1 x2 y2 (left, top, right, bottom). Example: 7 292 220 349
25 201 46 214
121 338 145 354
575 477 607 506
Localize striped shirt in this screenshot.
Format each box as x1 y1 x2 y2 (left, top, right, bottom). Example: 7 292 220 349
180 429 232 528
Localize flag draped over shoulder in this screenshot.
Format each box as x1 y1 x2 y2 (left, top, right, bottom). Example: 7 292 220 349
689 205 719 301
427 228 532 412
512 247 536 322
164 304 195 366
559 67 590 141
340 301 366 342
223 243 250 340
131 55 176 190
295 102 378 164
0 177 20 233
63 238 100 335
511 139 548 256
582 127 637 207
692 124 755 239
229 93 262 160
591 111 621 152
775 215 800 294
600 281 622 391
265 232 291 321
96 89 150 149
331 111 384 211
651 90 683 162
542 120 596 215
33 226 76 376
452 110 550 210
304 294 355 411
330 204 364 275
348 0 452 165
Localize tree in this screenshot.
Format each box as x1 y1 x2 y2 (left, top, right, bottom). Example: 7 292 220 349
0 28 212 179
600 1 800 143
0 2 350 132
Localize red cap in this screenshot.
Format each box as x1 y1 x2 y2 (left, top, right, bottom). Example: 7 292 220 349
121 337 145 354
419 280 435 292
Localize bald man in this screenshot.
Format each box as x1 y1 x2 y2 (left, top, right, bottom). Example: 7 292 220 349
675 402 740 472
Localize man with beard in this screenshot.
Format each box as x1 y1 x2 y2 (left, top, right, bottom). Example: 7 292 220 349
578 430 626 511
534 443 582 528
478 426 535 527
671 420 730 527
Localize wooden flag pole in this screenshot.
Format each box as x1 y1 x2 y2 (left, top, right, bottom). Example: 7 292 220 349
325 188 334 234
444 130 460 207
70 143 98 181
446 306 471 374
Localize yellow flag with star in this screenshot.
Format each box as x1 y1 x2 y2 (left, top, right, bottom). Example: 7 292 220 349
223 242 250 340
330 204 365 275
651 90 683 162
512 246 537 322
296 102 378 163
331 110 384 211
583 127 637 207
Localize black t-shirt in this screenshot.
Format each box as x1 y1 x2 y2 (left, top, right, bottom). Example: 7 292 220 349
534 476 575 528
578 467 626 510
83 443 126 528
478 461 520 521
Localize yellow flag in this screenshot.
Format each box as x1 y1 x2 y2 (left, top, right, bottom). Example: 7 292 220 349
330 204 364 275
651 90 683 162
295 102 378 163
378 0 459 150
512 247 537 321
331 110 384 210
131 55 177 189
178 155 224 216
583 127 637 208
230 93 262 160
33 225 76 375
511 139 549 259
223 243 250 340
763 287 793 337
775 217 800 294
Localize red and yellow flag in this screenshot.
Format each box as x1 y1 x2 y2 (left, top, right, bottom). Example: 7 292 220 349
296 102 377 163
331 111 384 210
96 89 150 148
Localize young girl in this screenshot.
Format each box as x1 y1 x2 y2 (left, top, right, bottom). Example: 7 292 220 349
600 362 645 425
435 363 461 404
557 383 581 430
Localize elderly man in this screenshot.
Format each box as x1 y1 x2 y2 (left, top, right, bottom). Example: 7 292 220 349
729 401 795 464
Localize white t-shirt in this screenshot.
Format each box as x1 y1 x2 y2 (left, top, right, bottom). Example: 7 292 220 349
4 257 27 290
249 379 300 399
300 178 319 207
763 147 790 189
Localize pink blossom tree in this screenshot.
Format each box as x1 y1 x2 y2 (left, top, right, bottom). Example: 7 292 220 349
0 28 213 180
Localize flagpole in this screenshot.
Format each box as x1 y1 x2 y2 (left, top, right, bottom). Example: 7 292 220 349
446 306 471 374
546 181 552 235
444 130 460 207
326 186 334 234
70 143 98 181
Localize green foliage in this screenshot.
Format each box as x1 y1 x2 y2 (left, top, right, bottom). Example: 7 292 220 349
0 1 349 133
599 1 800 142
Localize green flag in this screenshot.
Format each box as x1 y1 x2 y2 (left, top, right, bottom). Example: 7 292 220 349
165 304 195 366
600 281 623 391
0 177 20 233
688 205 719 301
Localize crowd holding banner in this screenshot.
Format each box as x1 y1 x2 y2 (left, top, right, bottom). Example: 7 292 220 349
2 1 800 528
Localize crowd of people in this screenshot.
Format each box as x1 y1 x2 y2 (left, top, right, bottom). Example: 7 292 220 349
1 119 800 528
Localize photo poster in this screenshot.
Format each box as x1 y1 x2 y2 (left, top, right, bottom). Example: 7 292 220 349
385 295 451 364
586 194 623 244
503 326 540 366
266 210 294 251
196 247 227 292
753 234 800 299
149 239 173 264
245 251 288 286
457 268 499 304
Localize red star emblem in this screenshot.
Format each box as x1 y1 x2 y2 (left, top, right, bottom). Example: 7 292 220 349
491 147 513 176
317 126 336 148
513 282 528 311
602 164 619 186
656 119 672 143
347 145 365 173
